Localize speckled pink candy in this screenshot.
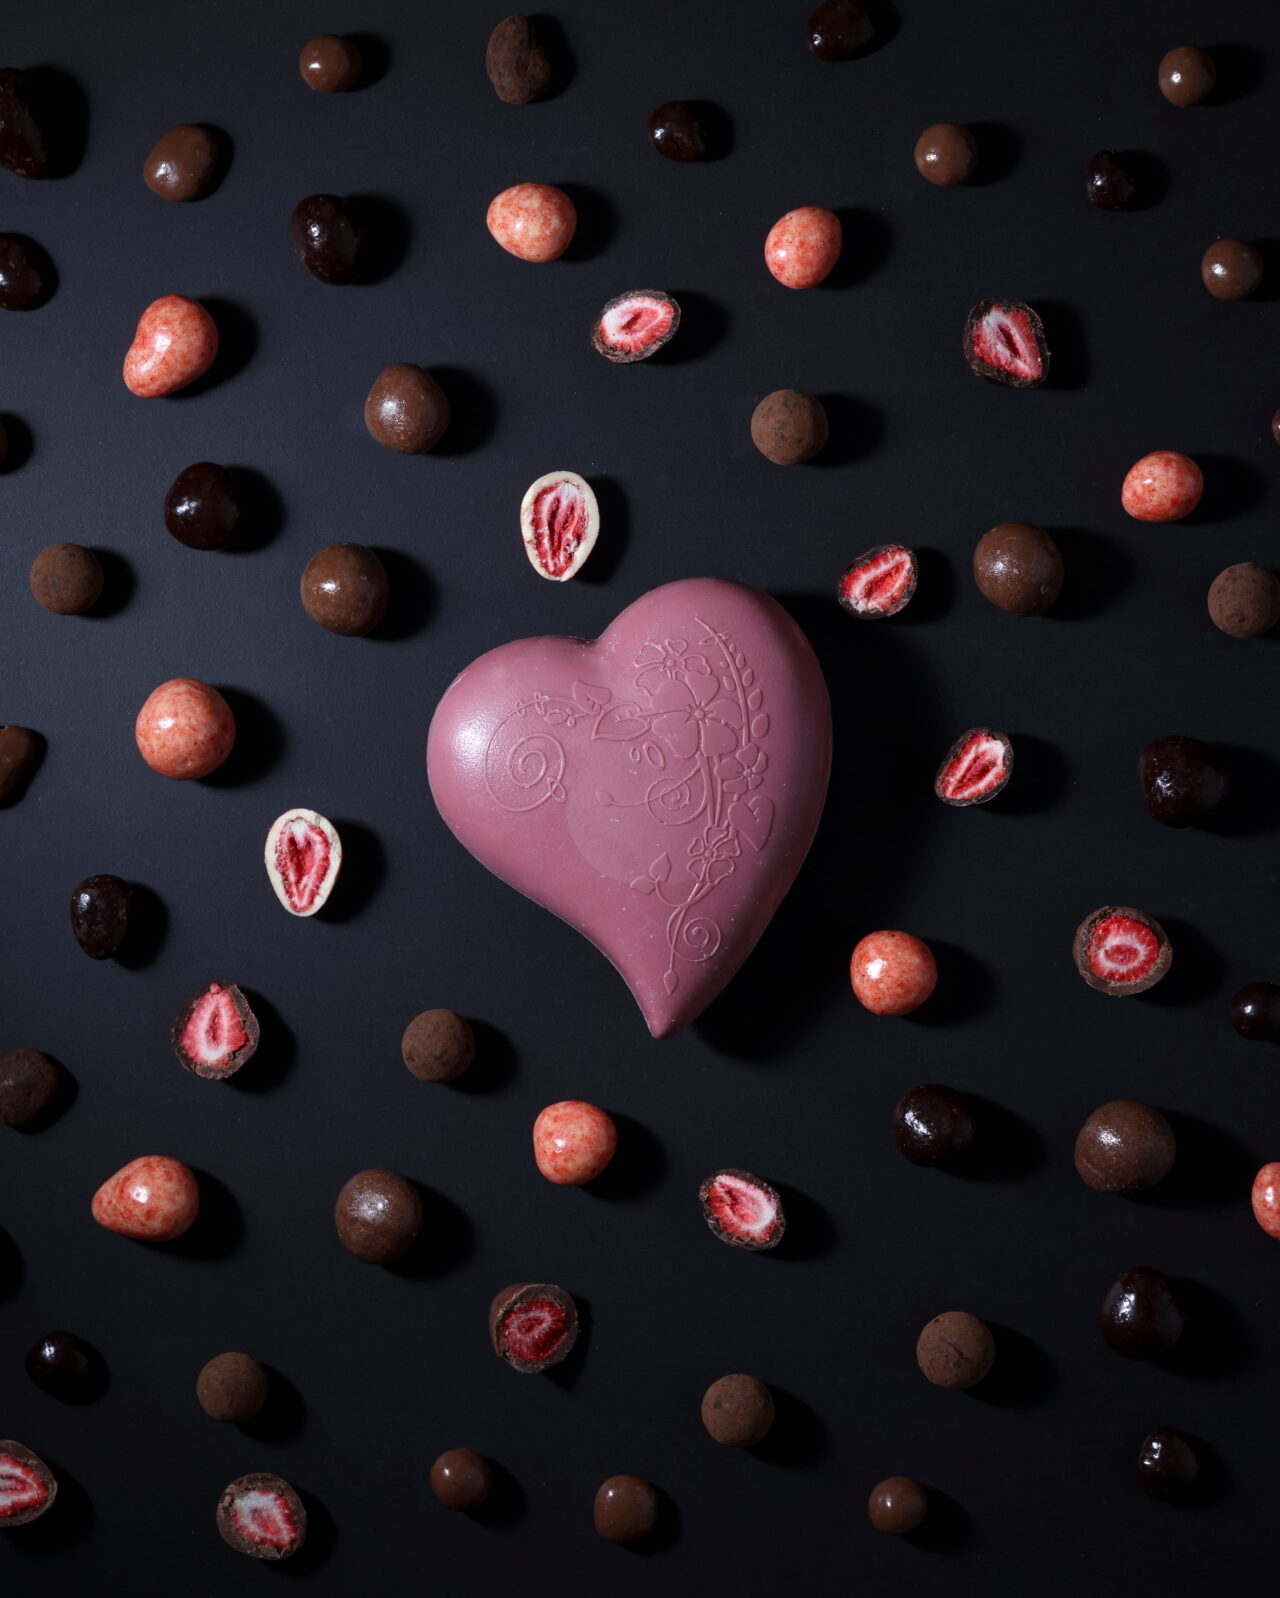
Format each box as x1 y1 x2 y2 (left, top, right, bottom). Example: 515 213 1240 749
486 183 576 262
135 677 236 779
533 1101 617 1185
122 294 218 397
1121 450 1203 522
764 206 842 289
91 1154 199 1241
427 579 832 1038
850 930 938 1016
1252 1163 1280 1238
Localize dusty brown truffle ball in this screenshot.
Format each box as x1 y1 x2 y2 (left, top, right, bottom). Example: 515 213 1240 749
0 1047 60 1128
750 389 828 465
701 1373 775 1446
593 1474 659 1544
486 16 553 104
1158 46 1215 107
364 363 450 453
402 1008 475 1082
1202 238 1263 301
196 1352 269 1423
1075 1100 1176 1194
914 123 977 186
916 1310 995 1389
300 543 388 636
973 522 1064 615
143 125 219 201
29 543 103 614
430 1448 493 1510
334 1168 422 1262
868 1475 928 1534
1208 562 1280 638
299 34 361 92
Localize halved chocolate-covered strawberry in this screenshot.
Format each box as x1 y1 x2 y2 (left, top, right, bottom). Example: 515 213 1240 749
489 1282 579 1373
0 1441 56 1527
216 1472 307 1560
964 299 1049 387
699 1168 786 1250
172 982 260 1079
590 290 680 362
838 544 918 618
265 809 342 916
935 728 1014 806
1074 906 1171 996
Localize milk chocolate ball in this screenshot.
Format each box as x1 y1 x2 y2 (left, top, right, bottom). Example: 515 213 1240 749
1075 1100 1175 1194
299 34 361 92
334 1168 421 1262
701 1374 775 1446
1208 562 1280 637
1158 46 1215 107
868 1475 928 1534
401 1008 474 1082
430 1448 492 1510
916 1310 995 1389
973 522 1063 614
29 542 103 614
197 1352 269 1423
914 122 977 186
143 125 219 201
593 1475 659 1544
750 389 828 465
364 363 450 453
1202 238 1263 301
300 543 388 636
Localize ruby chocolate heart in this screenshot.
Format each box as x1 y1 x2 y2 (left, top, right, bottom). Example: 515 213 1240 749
427 579 832 1036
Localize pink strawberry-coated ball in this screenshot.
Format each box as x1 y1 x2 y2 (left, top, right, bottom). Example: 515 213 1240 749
851 930 938 1016
122 295 218 397
486 183 576 262
135 677 236 780
1252 1162 1280 1238
533 1100 618 1186
764 206 842 289
92 1155 200 1242
1121 450 1203 522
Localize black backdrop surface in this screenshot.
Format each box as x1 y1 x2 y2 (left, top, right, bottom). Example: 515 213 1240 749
2 1 1279 1593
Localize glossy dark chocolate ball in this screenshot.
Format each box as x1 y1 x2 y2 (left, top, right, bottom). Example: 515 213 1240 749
292 194 365 285
916 1311 994 1389
334 1168 421 1262
808 0 874 59
1137 1427 1199 1502
1075 1100 1176 1194
70 874 132 959
1231 981 1280 1041
431 1449 493 1510
26 1331 101 1400
973 522 1064 615
0 232 48 309
164 462 242 550
1086 150 1136 210
1138 735 1227 827
301 543 388 636
868 1476 928 1534
0 70 50 177
647 100 707 162
1100 1267 1183 1358
893 1084 975 1165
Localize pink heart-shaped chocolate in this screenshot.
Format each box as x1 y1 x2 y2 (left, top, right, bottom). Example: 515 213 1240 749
427 579 831 1036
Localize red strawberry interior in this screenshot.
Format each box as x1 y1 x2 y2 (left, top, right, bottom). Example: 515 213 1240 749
229 1485 302 1553
937 729 1012 803
596 293 675 356
0 1453 48 1519
705 1172 780 1243
502 1296 568 1363
531 481 590 579
968 301 1045 383
839 544 916 617
275 816 332 912
1088 915 1162 984
179 983 252 1073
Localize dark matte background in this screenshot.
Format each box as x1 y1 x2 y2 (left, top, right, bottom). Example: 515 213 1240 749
2 1 1278 1593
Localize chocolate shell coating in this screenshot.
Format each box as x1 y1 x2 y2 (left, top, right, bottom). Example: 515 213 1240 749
0 232 49 309
0 1439 57 1525
973 521 1064 615
0 71 50 177
216 1472 306 1559
143 125 218 201
164 462 243 550
334 1169 421 1262
699 1167 786 1250
29 542 103 614
0 1048 60 1128
1073 905 1171 996
301 543 389 636
489 1281 579 1373
1208 562 1280 638
0 726 38 800
401 1008 474 1082
298 35 361 93
430 1448 493 1510
701 1374 775 1446
485 16 553 104
364 363 450 453
750 389 828 464
292 194 365 285
171 982 260 1079
593 1474 659 1544
197 1352 269 1422
916 1310 995 1389
963 299 1049 388
70 874 132 959
1075 1100 1176 1194
1100 1266 1183 1358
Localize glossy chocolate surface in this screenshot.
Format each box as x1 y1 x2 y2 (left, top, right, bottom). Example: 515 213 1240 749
1231 981 1280 1041
364 363 450 453
143 124 218 200
1138 736 1227 826
593 1474 659 1543
0 232 47 308
915 123 977 186
164 462 242 549
1086 150 1136 210
0 725 37 800
0 69 48 176
1075 1100 1176 1193
973 522 1064 614
1137 1427 1199 1501
1158 46 1215 107
301 543 389 636
808 0 873 59
1100 1267 1183 1358
1202 238 1263 300
299 34 361 92
291 193 365 284
26 1331 100 1399
334 1168 421 1262
868 1476 928 1535
431 1448 493 1510
648 100 708 161
70 874 132 960
893 1083 976 1165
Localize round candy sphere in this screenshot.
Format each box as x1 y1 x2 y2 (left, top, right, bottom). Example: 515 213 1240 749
135 678 235 779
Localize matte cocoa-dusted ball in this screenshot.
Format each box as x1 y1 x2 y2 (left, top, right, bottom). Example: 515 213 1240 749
913 122 977 186
1201 238 1263 301
1074 1100 1176 1194
401 1008 474 1082
430 1448 493 1510
0 1047 60 1127
973 522 1064 615
916 1310 995 1389
868 1475 928 1534
29 542 103 614
334 1168 421 1262
301 543 388 636
593 1474 659 1544
701 1373 775 1446
196 1352 269 1423
750 389 828 465
1208 562 1280 637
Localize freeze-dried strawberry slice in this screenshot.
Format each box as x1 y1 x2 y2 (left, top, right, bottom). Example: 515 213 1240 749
838 544 918 618
489 1282 579 1373
520 471 599 581
699 1168 785 1250
172 982 260 1079
0 1442 56 1526
964 299 1049 387
591 290 680 362
1074 907 1171 996
216 1473 307 1560
935 728 1014 805
265 809 342 916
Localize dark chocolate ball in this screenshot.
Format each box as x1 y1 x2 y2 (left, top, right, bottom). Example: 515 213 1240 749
401 1009 474 1083
430 1448 492 1510
1231 981 1280 1041
973 522 1064 615
364 363 450 453
29 542 103 614
1202 238 1263 301
196 1352 269 1423
1158 46 1215 107
0 1048 60 1128
808 0 874 60
701 1373 775 1447
914 123 977 186
916 1310 995 1390
25 1330 101 1400
1272 409 1280 448
1208 562 1280 638
1138 735 1227 827
750 389 828 465
301 543 388 636
299 34 361 92
1086 150 1136 210
1075 1100 1176 1194
0 232 48 309
893 1083 975 1166
334 1168 421 1263
868 1475 928 1534
164 462 242 550
143 124 219 201
648 100 708 161
292 194 365 285
1100 1267 1183 1358
1137 1427 1199 1502
593 1474 659 1544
